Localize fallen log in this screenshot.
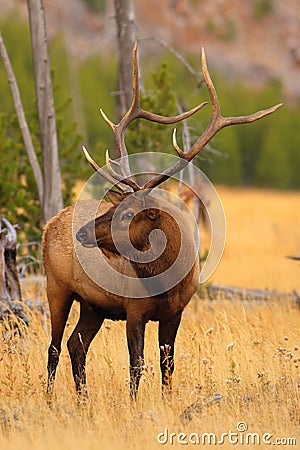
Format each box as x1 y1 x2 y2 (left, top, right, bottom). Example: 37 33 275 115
204 283 300 306
287 255 300 261
179 393 222 423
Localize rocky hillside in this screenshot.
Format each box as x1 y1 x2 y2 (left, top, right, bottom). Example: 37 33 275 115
1 0 300 100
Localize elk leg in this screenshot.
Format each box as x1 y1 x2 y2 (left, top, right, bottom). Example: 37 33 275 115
47 286 73 399
126 318 146 400
158 313 182 394
67 302 104 398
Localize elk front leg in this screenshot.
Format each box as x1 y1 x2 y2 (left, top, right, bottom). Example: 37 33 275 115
47 287 73 400
67 302 104 399
158 313 182 394
126 317 146 400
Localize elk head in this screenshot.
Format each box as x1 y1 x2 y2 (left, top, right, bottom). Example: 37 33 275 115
77 190 162 256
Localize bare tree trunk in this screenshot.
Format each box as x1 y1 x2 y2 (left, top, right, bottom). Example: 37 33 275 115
1 2 63 225
0 32 44 207
27 0 63 222
114 0 137 117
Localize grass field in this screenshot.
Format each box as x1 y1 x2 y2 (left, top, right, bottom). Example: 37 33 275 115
0 187 299 449
208 187 300 291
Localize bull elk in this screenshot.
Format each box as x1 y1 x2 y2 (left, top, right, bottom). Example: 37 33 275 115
43 43 282 400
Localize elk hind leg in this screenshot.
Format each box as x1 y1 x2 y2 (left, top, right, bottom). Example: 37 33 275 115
126 317 146 400
158 313 182 395
67 301 104 399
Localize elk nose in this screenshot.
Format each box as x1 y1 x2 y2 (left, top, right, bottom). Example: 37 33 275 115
76 228 87 243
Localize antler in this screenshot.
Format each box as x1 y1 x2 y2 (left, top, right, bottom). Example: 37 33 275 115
82 145 134 192
144 48 283 189
83 43 283 192
82 41 207 192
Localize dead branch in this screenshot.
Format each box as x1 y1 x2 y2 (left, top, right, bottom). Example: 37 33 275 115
140 37 203 87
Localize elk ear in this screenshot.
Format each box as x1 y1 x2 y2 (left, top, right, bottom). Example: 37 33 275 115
105 190 127 205
146 208 159 220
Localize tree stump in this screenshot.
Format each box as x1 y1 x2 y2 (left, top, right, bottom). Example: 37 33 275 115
0 217 27 324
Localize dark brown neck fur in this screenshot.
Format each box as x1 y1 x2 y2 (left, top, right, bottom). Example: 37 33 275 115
131 212 181 279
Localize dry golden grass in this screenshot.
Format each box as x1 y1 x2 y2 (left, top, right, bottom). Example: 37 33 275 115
208 187 300 291
0 296 300 449
0 187 299 449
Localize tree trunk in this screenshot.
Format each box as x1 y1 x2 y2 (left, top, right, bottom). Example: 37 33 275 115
27 0 63 222
114 0 137 117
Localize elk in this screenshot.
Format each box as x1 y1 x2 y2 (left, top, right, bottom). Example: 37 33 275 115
43 43 282 400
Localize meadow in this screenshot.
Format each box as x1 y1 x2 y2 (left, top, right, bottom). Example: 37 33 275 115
0 187 299 449
210 187 300 291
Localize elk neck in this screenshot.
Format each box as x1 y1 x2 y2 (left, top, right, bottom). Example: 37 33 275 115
130 208 181 279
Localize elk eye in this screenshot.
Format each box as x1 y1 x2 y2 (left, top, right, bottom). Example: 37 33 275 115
121 211 134 220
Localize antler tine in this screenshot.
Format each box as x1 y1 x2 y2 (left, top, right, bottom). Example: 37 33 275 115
175 48 283 161
144 47 283 190
82 146 131 193
119 42 208 127
138 102 208 125
105 150 141 191
172 129 185 158
105 149 120 167
105 149 122 180
98 42 140 180
184 48 283 161
201 46 284 124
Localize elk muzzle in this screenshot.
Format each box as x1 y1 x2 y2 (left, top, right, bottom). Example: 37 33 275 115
76 224 97 248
